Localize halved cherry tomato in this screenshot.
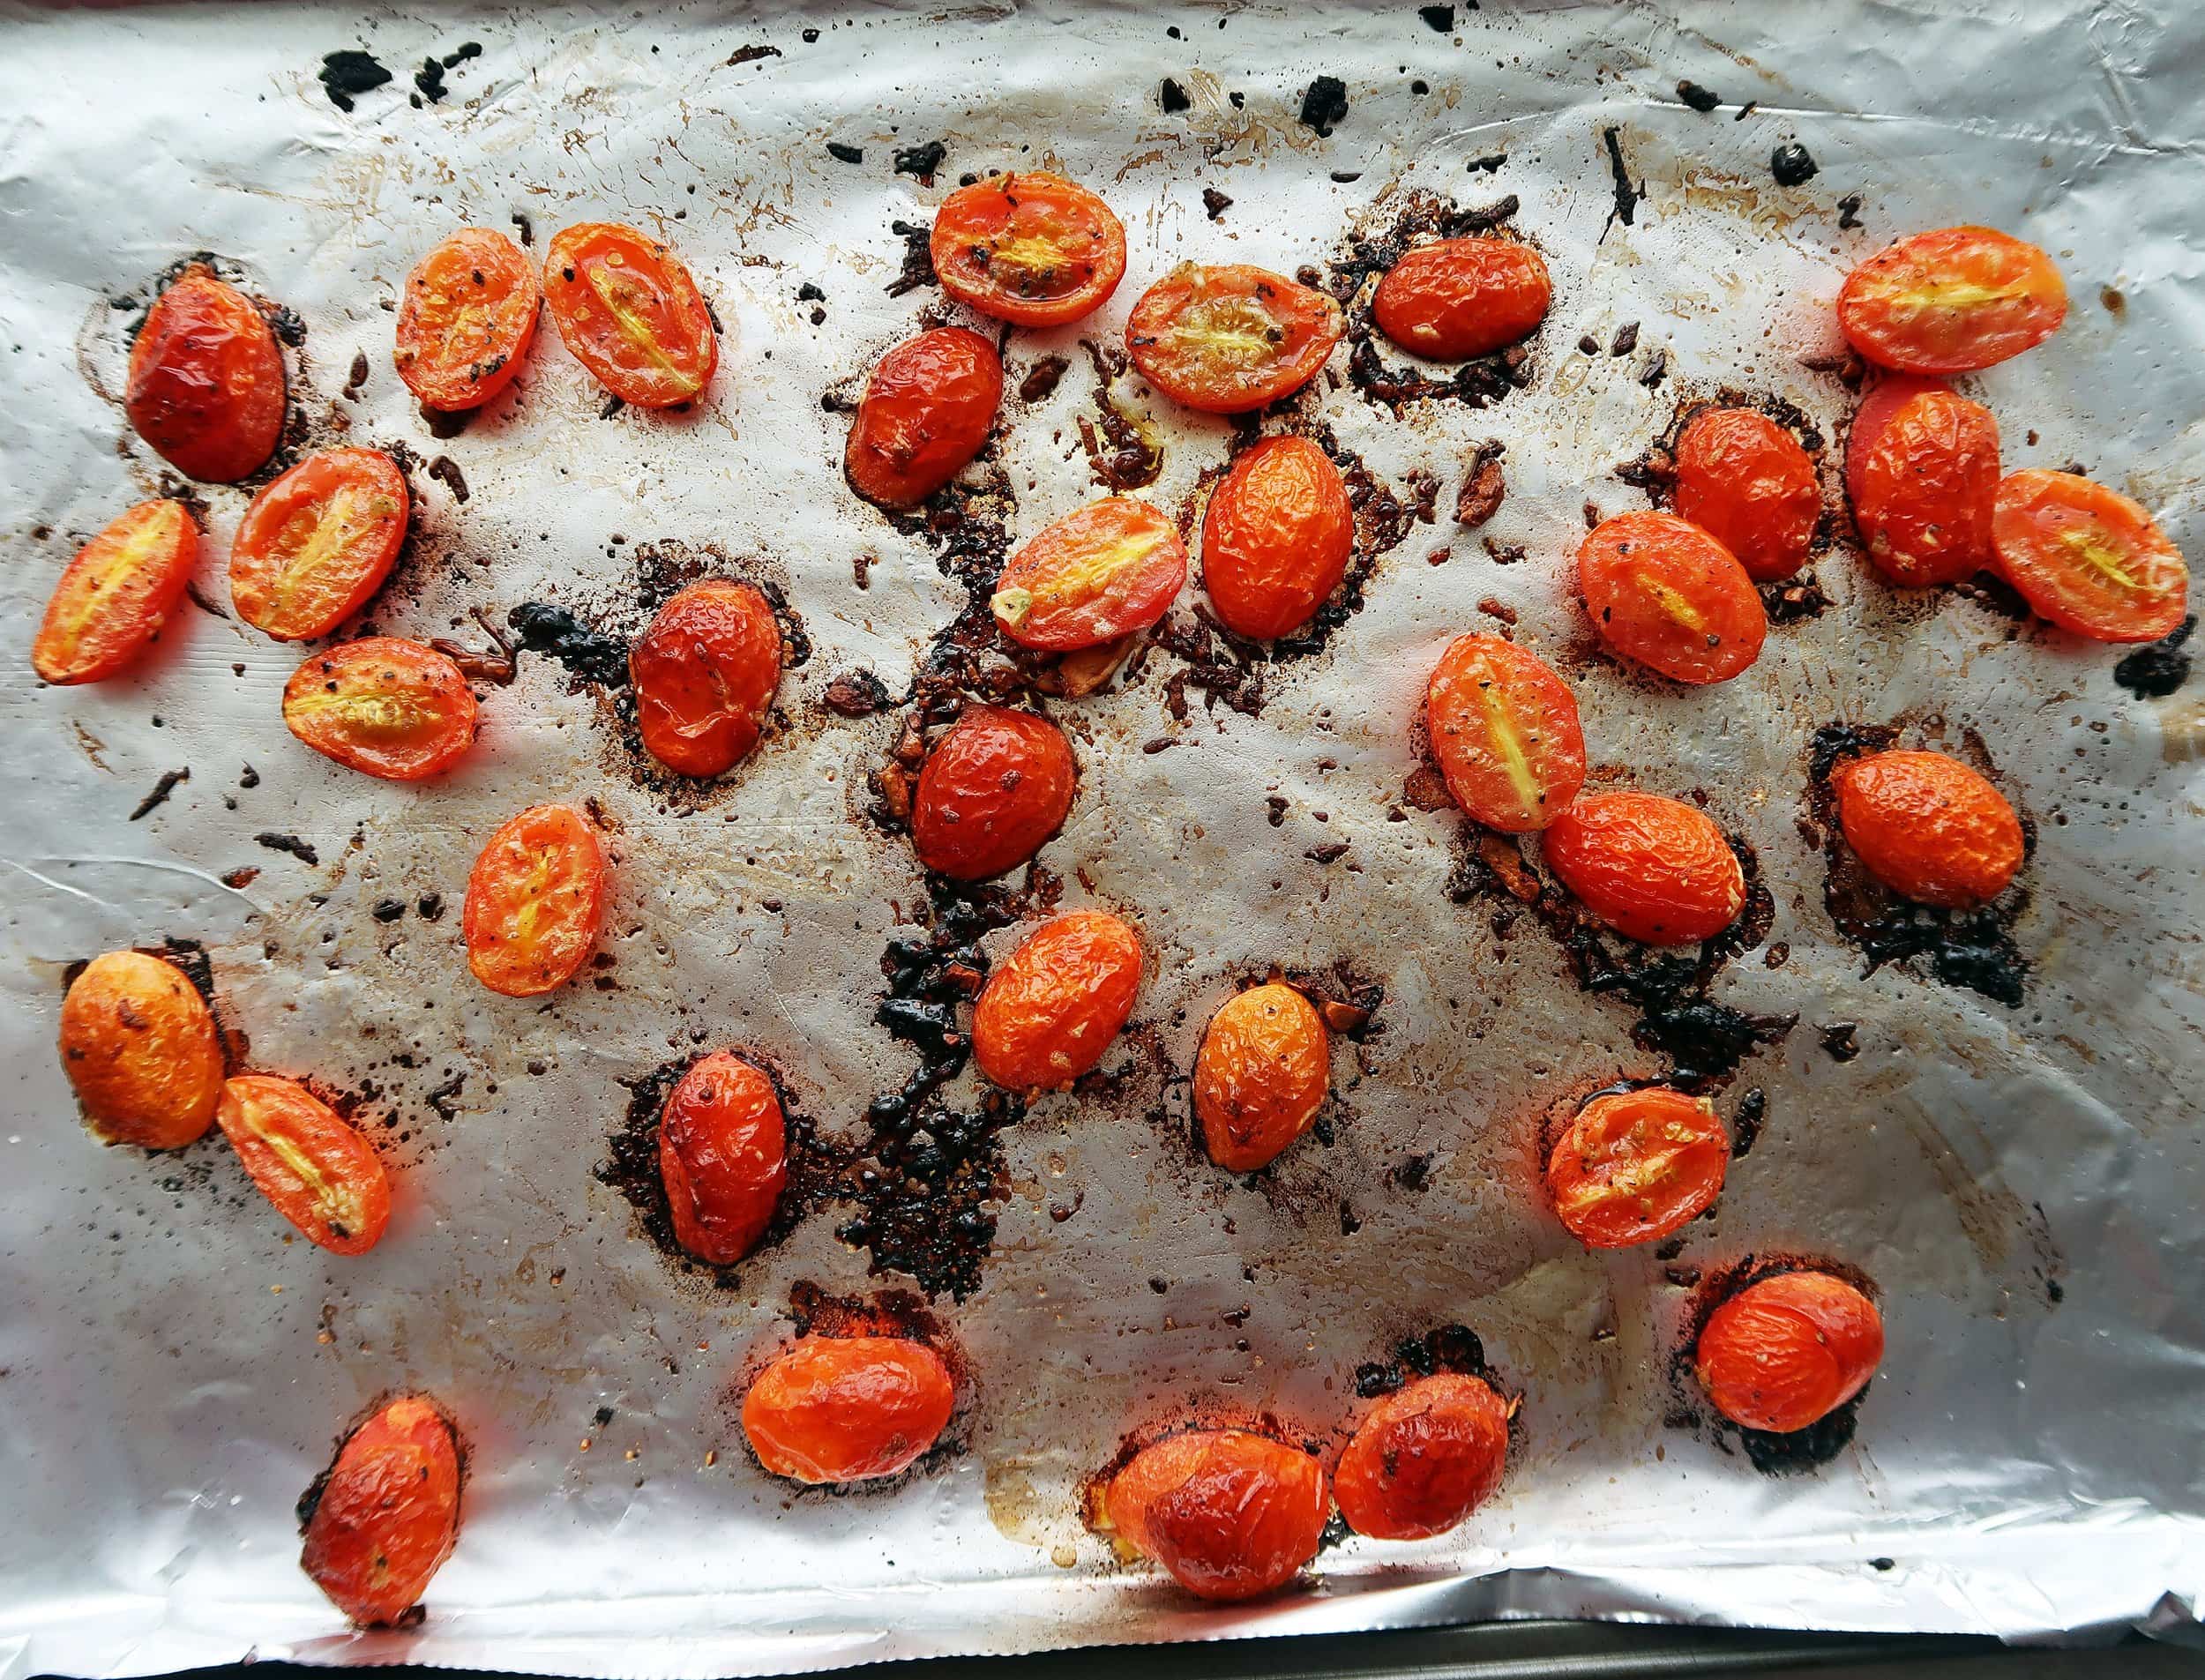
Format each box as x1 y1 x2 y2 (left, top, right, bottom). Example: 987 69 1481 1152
991 497 1188 652
742 1336 955 1484
59 949 224 1149
1832 749 2023 908
629 580 782 778
931 172 1127 328
1992 469 2189 644
543 222 717 407
1847 382 1999 587
1373 238 1551 361
394 228 542 411
1200 436 1352 639
1837 226 2067 374
1195 982 1328 1173
1695 1270 1884 1434
301 1395 461 1627
215 1073 391 1255
844 327 1003 510
462 803 609 997
658 1051 786 1266
33 499 198 684
228 447 408 641
1126 264 1345 414
1672 408 1820 583
1334 1374 1509 1541
973 910 1143 1092
1103 1430 1328 1602
1542 792 1745 946
1425 634 1586 833
1547 1086 1728 1249
1579 511 1766 684
125 263 285 483
910 705 1077 881
282 638 477 780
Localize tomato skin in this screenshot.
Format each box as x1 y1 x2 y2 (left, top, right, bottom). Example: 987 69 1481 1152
1334 1374 1509 1541
657 1051 786 1266
1104 1430 1328 1601
844 327 1003 511
992 497 1188 651
1832 749 2023 908
1696 1271 1884 1434
1200 437 1353 640
394 228 542 410
930 172 1128 327
1372 238 1551 361
1672 409 1820 583
1194 982 1329 1173
1578 511 1767 684
301 1396 461 1627
1837 226 2067 374
1125 263 1345 414
629 580 782 778
1847 384 1999 587
215 1074 392 1254
33 499 198 685
543 222 717 407
1542 792 1745 946
462 803 609 997
973 910 1143 1092
58 950 224 1149
742 1337 955 1484
282 638 477 781
1547 1087 1728 1249
1424 634 1587 833
1992 469 2189 644
124 264 285 483
910 706 1077 881
229 447 409 641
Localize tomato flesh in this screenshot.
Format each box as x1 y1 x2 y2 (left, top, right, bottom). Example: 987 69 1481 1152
229 447 408 641
395 227 542 410
216 1073 392 1254
1542 791 1745 946
1373 238 1551 361
741 1337 955 1484
931 172 1127 327
544 222 718 407
1103 1430 1328 1602
1992 468 2188 643
1847 382 1999 587
1837 225 2067 373
910 705 1077 881
1579 511 1766 684
301 1395 461 1626
658 1051 787 1266
845 326 1002 510
1672 408 1820 582
58 949 225 1150
1194 982 1329 1172
33 499 198 684
282 637 477 780
972 910 1143 1092
1425 633 1586 833
992 497 1187 651
1547 1086 1728 1249
1125 263 1344 414
1696 1271 1884 1434
125 263 285 482
629 580 783 777
1334 1374 1508 1541
1200 436 1353 640
462 803 609 997
1832 748 2024 908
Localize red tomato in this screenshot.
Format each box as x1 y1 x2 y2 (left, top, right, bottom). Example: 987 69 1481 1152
1424 634 1587 833
228 447 408 641
301 1395 461 1626
1992 469 2189 643
58 949 225 1150
1372 238 1551 361
930 172 1127 327
972 910 1143 1091
1334 1374 1509 1541
1194 982 1329 1173
658 1051 787 1266
1125 264 1345 414
543 222 717 407
1847 382 1999 587
1579 511 1766 684
1542 792 1745 946
1672 408 1820 582
844 327 1003 510
215 1073 392 1255
1104 1430 1329 1601
282 638 477 781
462 803 609 997
1547 1087 1728 1249
125 263 285 483
1832 749 2024 908
1837 226 2067 374
32 499 198 684
629 580 782 778
1200 436 1353 639
394 227 542 410
1696 1271 1885 1434
991 497 1188 651
742 1337 955 1484
910 705 1077 881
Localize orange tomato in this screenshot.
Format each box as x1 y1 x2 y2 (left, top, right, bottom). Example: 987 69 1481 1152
394 227 542 411
215 1073 392 1255
1837 226 2067 374
58 949 224 1149
1125 263 1344 414
1831 749 2023 908
1104 1430 1328 1601
1334 1374 1508 1541
1672 408 1820 583
301 1395 461 1626
1372 238 1551 361
1547 1087 1728 1249
543 222 717 407
991 497 1188 652
844 327 1003 510
462 803 609 997
1578 511 1766 684
742 1336 955 1484
32 499 198 684
910 705 1077 881
228 447 408 641
1200 436 1353 640
629 580 782 778
930 172 1127 327
282 638 477 780
1194 982 1328 1173
1695 1271 1884 1434
124 263 285 483
1847 382 1999 587
1542 792 1745 946
658 1051 786 1266
972 910 1143 1091
1424 634 1586 833
1992 469 2189 644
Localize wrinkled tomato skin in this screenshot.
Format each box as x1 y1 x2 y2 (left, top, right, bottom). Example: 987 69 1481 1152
973 910 1143 1092
629 580 782 778
1104 1430 1329 1602
1992 469 2190 644
124 264 285 483
845 327 1003 511
216 1074 392 1255
1334 1374 1509 1542
1837 226 2067 374
931 172 1128 327
1832 749 2023 908
543 222 717 407
1372 238 1551 362
1125 263 1345 414
910 705 1077 882
58 949 224 1150
742 1337 955 1484
1547 1087 1729 1249
33 499 198 685
462 803 609 997
301 1395 462 1627
1542 792 1745 946
1200 437 1353 640
394 228 542 411
1578 511 1767 684
1194 982 1329 1173
991 497 1188 651
1672 409 1820 583
1696 1271 1885 1434
229 447 409 641
282 638 477 781
1424 634 1587 833
657 1051 787 1266
1848 383 1999 587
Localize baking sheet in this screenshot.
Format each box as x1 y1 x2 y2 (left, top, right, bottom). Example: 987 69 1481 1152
3 1 2203 1675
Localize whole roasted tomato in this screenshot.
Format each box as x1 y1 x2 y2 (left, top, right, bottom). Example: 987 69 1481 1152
1696 1270 1884 1434
228 447 409 641
1547 1086 1729 1249
462 803 609 997
1578 511 1766 684
543 222 717 407
282 638 478 780
1103 1429 1329 1601
1372 238 1551 361
1125 264 1344 414
1847 381 1999 587
1992 469 2189 643
1831 749 2023 908
1194 982 1329 1173
1334 1374 1509 1541
1542 792 1745 946
629 580 782 778
931 172 1127 327
1424 634 1586 833
845 327 1003 510
1836 226 2067 373
742 1336 956 1484
910 705 1077 882
217 1073 392 1255
973 910 1143 1092
991 497 1188 651
301 1395 462 1626
58 949 225 1149
657 1050 787 1266
1200 436 1353 640
125 263 285 482
1672 408 1820 582
395 227 542 410
33 499 198 685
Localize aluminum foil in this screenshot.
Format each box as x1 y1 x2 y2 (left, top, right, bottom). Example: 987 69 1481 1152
3 1 2202 1674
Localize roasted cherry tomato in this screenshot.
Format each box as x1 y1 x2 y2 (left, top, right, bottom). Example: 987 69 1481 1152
1372 238 1551 361
1194 982 1328 1173
543 222 717 407
1992 469 2189 644
1672 408 1820 583
1425 634 1587 833
1579 511 1766 684
1104 1430 1329 1602
228 447 408 641
1542 792 1745 946
282 638 477 781
1836 226 2067 374
658 1051 786 1266
462 803 609 997
58 949 224 1150
1200 436 1353 640
1125 264 1345 414
629 580 782 778
973 910 1143 1092
931 172 1128 327
1547 1086 1728 1249
1847 382 1999 587
991 497 1188 652
1695 1270 1885 1434
33 499 198 685
216 1073 392 1255
742 1336 955 1484
301 1395 462 1627
910 704 1077 882
1831 749 2023 908
1334 1374 1509 1541
394 227 542 411
124 263 285 483
844 327 1003 510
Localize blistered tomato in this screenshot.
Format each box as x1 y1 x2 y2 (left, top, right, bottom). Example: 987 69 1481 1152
742 1336 955 1484
32 499 198 684
228 447 409 641
973 910 1143 1092
1992 469 2189 644
629 580 782 778
1837 226 2067 374
844 327 1003 510
58 949 224 1149
301 1395 462 1626
1672 408 1820 583
931 172 1127 327
1831 749 2023 908
1696 1271 1885 1434
394 227 542 411
1125 264 1345 414
216 1073 392 1254
1542 792 1745 946
1847 382 1999 587
462 803 609 997
1424 634 1587 833
1372 238 1551 361
1547 1086 1728 1249
1334 1374 1509 1541
910 705 1077 882
1194 982 1328 1173
282 638 477 780
543 222 717 407
124 263 285 483
1103 1430 1329 1601
991 497 1188 651
1580 511 1766 684
1200 436 1353 640
657 1051 786 1266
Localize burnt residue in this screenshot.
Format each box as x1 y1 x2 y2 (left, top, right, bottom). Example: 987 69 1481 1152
1298 75 1349 137
1760 572 1833 624
1819 1021 1861 1062
1076 340 1163 491
727 43 781 67
129 768 189 822
508 601 630 686
1352 1323 1490 1399
318 49 392 112
1601 126 1643 234
1202 187 1233 221
1018 355 1069 403
1769 142 1820 187
1836 194 1865 231
1160 78 1191 115
1730 1087 1767 1158
430 606 518 684
425 455 468 502
1418 5 1454 30
2113 615 2194 698
1676 79 1721 113
255 832 320 866
893 139 947 183
822 669 894 718
413 56 447 103
886 218 937 298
